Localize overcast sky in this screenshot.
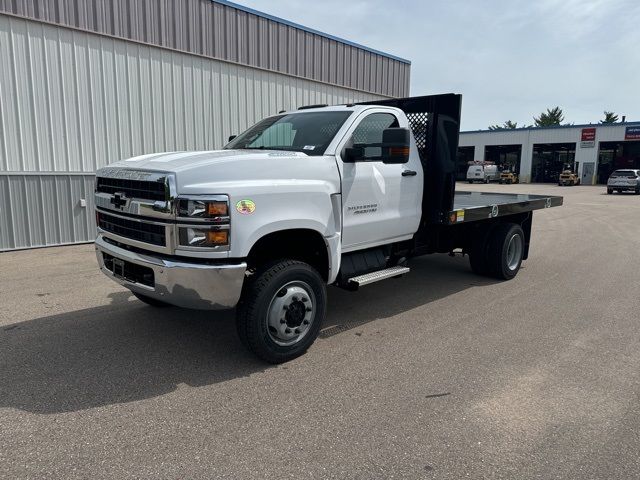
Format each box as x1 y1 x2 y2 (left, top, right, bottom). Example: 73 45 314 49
239 0 640 131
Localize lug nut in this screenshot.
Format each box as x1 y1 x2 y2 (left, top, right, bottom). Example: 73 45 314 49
301 297 308 302
294 329 300 334
303 320 309 325
280 319 286 324
285 328 291 334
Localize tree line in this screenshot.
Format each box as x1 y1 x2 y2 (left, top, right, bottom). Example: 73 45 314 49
488 108 621 130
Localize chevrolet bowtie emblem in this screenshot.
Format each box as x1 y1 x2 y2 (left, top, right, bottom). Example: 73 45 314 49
110 192 127 209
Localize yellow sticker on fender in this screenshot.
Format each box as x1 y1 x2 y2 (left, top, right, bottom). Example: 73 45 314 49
236 199 256 215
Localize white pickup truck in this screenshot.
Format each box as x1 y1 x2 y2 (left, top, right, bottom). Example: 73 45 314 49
94 94 562 363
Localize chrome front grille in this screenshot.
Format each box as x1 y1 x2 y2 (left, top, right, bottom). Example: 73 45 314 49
97 211 167 247
94 168 230 256
96 176 166 201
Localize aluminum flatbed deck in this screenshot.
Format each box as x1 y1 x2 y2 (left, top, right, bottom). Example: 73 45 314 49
446 191 563 225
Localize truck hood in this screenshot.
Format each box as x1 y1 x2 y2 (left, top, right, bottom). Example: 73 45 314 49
110 149 310 172
101 149 340 195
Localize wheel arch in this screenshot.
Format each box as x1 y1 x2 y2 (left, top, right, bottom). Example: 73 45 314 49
245 228 333 281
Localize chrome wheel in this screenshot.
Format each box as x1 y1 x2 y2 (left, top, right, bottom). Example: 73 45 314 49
506 233 523 271
266 281 316 347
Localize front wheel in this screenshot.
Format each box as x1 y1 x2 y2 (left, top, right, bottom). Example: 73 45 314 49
236 260 327 363
607 188 613 194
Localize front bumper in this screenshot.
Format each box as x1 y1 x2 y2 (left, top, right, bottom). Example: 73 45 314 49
608 184 639 191
95 235 246 310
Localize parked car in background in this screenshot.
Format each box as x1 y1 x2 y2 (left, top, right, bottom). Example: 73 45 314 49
558 170 580 186
467 163 499 183
607 169 640 194
499 171 519 184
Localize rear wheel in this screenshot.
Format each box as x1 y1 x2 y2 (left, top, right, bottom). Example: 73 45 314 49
236 260 326 363
132 292 171 307
487 224 525 280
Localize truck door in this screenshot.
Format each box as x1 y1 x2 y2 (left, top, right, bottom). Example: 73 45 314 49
337 109 423 251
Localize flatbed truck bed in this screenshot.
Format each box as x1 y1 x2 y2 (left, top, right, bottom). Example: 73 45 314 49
447 191 564 224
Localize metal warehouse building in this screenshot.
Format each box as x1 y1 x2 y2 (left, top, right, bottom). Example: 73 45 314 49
458 122 640 185
0 0 410 251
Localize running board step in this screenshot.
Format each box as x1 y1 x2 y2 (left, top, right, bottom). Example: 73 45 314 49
348 266 410 287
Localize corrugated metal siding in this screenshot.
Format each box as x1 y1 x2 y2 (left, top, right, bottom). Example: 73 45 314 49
0 174 96 250
0 15 386 250
0 0 411 97
0 15 384 174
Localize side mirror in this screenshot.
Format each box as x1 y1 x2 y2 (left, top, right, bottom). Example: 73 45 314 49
343 145 364 163
381 128 410 164
228 135 237 142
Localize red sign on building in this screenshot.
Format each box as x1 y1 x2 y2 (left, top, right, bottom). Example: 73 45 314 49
581 128 596 141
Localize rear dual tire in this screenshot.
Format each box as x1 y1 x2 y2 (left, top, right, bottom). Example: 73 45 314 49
469 223 524 280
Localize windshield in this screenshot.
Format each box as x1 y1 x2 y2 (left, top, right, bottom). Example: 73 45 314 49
224 111 352 156
611 170 638 178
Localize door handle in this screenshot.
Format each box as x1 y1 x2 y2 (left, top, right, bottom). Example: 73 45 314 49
402 169 417 177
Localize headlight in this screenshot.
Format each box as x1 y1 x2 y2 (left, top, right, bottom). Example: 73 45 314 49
178 226 229 247
177 196 229 219
176 196 230 250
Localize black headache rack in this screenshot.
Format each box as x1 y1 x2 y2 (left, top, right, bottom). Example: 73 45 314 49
358 94 463 226
358 94 563 228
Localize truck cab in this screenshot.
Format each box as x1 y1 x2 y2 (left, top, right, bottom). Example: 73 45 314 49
94 94 562 363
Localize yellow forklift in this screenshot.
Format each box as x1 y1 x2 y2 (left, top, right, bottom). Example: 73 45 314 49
499 170 519 184
558 165 580 186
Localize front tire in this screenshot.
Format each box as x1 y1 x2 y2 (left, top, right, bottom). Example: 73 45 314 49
236 260 327 363
607 188 613 194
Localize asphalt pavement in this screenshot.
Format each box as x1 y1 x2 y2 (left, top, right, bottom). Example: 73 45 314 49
1 183 639 479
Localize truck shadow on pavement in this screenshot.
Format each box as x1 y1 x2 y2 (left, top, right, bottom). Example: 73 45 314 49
0 254 495 414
